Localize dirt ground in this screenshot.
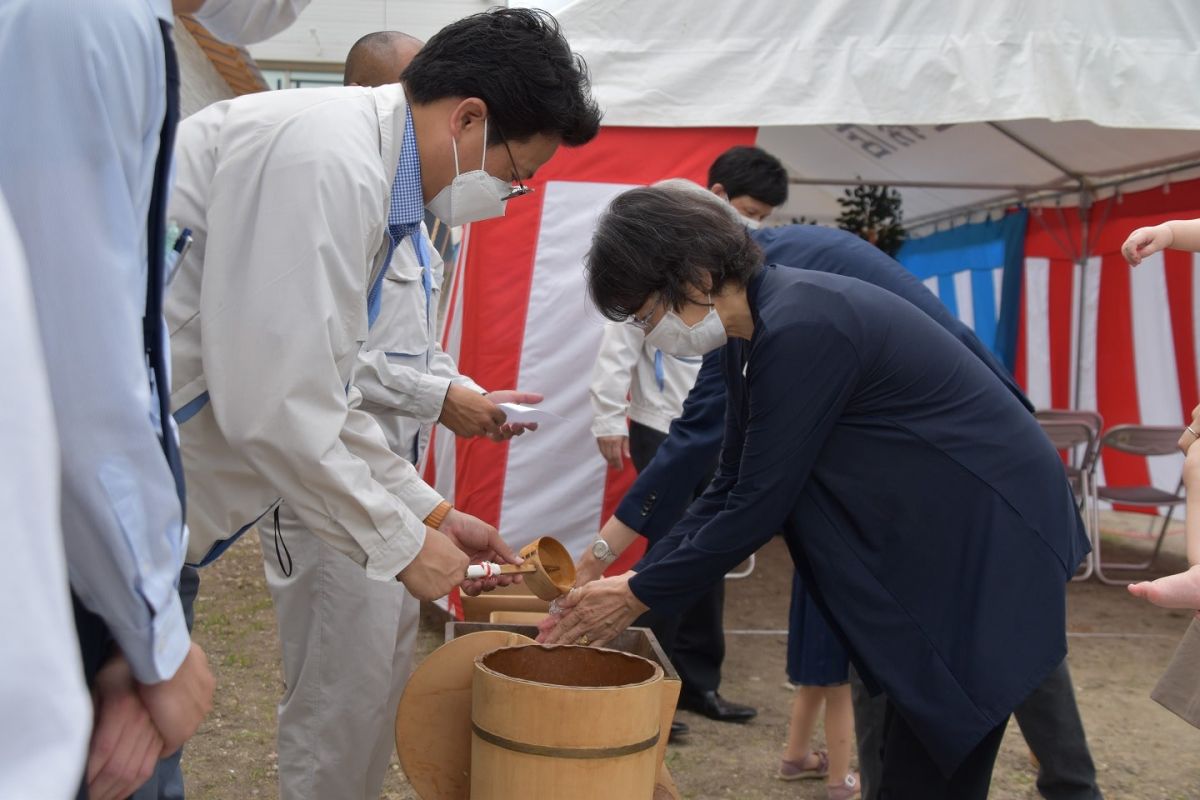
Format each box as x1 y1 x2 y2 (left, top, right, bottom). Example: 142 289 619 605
183 512 1200 799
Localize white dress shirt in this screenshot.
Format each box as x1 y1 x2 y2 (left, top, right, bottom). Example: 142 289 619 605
166 85 440 579
590 321 703 437
0 191 92 800
0 0 189 684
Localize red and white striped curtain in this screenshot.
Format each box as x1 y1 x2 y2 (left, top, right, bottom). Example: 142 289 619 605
426 127 758 571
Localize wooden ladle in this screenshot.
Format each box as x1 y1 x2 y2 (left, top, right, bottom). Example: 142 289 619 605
465 536 576 601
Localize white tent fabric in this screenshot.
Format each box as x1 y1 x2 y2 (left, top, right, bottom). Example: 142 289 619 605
547 0 1200 226
552 0 1200 130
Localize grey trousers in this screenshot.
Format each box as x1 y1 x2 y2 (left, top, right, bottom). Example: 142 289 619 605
851 659 1102 800
259 511 420 800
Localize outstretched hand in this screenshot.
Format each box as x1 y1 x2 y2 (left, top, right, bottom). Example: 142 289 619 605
1121 224 1173 267
536 572 647 647
485 390 544 441
1129 564 1200 617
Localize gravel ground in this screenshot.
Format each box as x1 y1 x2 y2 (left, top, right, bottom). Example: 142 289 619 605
182 512 1200 799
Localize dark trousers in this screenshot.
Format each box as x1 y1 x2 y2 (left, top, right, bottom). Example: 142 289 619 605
878 700 1007 800
849 666 887 800
1014 659 1104 800
855 659 1101 800
628 421 724 695
73 596 116 800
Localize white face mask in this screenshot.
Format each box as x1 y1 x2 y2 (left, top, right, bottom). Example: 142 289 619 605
742 216 762 231
644 301 728 357
196 0 307 45
425 118 511 228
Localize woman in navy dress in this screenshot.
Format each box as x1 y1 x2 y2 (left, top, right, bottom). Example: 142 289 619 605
540 184 1089 799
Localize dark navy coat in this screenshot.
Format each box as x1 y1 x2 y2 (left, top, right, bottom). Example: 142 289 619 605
615 225 1033 539
628 264 1088 774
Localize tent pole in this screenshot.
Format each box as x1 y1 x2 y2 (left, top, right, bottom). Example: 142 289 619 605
904 158 1200 234
1072 188 1093 410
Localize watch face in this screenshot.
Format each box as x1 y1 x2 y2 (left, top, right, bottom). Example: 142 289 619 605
592 539 607 559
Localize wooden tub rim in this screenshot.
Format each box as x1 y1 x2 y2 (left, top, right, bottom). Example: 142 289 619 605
474 643 664 691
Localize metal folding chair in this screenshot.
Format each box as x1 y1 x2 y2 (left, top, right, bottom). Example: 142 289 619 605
1035 417 1100 581
725 554 756 580
1093 424 1187 585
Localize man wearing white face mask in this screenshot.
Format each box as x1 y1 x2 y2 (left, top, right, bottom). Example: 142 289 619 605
244 32 546 800
587 149 787 735
165 10 599 799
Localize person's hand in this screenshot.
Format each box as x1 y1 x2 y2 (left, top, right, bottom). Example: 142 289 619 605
536 572 647 647
136 642 214 757
1128 564 1200 617
1122 224 1174 266
87 653 164 800
439 385 506 438
1178 403 1200 454
439 509 524 596
398 527 471 600
484 389 544 441
596 435 630 470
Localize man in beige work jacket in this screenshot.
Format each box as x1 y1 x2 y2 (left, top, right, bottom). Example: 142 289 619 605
164 10 601 798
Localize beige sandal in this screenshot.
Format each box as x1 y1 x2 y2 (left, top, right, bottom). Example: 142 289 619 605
777 750 829 781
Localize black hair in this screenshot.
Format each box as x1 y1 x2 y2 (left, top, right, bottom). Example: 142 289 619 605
343 31 422 85
586 186 763 322
706 145 788 207
401 8 602 147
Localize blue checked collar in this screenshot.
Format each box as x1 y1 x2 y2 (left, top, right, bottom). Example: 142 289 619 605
387 106 423 245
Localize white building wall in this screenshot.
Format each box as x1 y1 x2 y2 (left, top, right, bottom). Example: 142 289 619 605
247 0 493 68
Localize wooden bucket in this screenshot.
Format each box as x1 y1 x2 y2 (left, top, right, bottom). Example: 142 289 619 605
470 644 664 799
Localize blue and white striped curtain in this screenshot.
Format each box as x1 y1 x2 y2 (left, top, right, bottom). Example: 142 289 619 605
896 210 1028 370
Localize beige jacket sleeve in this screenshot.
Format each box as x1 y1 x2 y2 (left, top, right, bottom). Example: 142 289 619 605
199 104 433 580
589 321 643 438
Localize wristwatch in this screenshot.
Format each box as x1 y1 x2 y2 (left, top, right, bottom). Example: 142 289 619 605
591 537 618 565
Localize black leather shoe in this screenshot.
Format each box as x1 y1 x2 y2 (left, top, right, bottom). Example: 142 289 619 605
677 691 757 723
668 720 689 743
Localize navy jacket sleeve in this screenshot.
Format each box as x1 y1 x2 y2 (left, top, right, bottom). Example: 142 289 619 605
629 313 861 614
612 348 726 539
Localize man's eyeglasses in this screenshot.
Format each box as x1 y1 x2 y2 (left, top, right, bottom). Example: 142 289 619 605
499 135 533 202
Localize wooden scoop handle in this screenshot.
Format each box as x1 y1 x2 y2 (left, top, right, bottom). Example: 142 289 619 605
465 562 538 579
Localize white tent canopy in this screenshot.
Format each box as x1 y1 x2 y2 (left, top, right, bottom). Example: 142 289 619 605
544 0 1200 228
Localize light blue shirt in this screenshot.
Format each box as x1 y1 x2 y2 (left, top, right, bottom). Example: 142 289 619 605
0 0 189 683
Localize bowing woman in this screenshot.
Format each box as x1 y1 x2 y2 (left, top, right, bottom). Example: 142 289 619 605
539 185 1089 799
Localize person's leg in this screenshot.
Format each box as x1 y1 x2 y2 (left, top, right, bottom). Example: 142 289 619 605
848 667 887 800
260 510 406 800
130 566 200 800
781 687 827 769
878 700 1007 800
627 421 667 474
1014 659 1103 800
671 577 725 694
366 587 420 791
823 683 856 790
